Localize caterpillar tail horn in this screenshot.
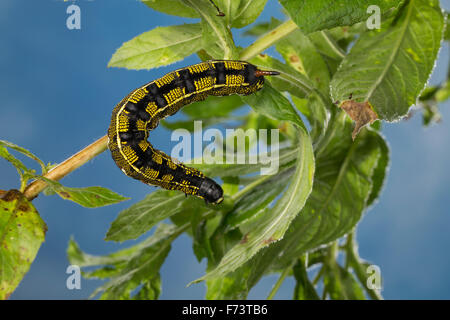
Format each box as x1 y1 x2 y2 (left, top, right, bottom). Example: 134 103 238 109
254 70 281 77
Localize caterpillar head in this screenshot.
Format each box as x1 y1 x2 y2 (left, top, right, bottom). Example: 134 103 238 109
199 177 224 205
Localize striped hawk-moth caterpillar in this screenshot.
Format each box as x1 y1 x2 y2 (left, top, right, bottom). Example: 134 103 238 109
107 60 279 204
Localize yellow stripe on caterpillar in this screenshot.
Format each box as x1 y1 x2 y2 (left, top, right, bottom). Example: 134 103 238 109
146 102 158 116
226 74 245 87
128 88 148 103
224 61 245 70
154 73 176 88
164 87 186 104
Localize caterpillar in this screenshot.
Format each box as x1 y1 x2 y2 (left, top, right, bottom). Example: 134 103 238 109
107 60 279 204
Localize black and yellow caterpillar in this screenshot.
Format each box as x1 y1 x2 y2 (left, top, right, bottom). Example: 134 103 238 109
107 60 279 204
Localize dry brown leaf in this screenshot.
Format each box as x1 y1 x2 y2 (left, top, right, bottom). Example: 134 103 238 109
339 100 379 140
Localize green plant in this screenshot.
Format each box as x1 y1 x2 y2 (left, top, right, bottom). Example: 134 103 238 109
1 0 449 300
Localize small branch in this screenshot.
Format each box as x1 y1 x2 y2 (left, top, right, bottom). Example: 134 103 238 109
240 19 298 61
267 267 291 300
19 174 28 193
345 231 383 300
230 172 274 202
320 31 346 59
23 135 109 200
321 287 328 300
312 266 325 285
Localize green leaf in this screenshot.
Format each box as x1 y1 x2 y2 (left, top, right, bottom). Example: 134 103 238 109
0 146 28 173
1 145 128 208
68 237 139 268
436 80 450 103
189 90 316 283
160 93 246 131
243 17 282 37
142 0 199 18
344 232 383 300
280 0 403 34
0 140 46 174
108 24 203 70
223 0 269 29
293 259 320 300
445 13 450 40
242 83 307 129
132 274 161 300
276 29 331 94
308 31 342 63
0 190 47 300
203 219 243 267
221 176 240 196
243 112 292 145
69 224 176 299
224 169 291 230
205 265 252 299
105 190 208 242
292 93 329 142
99 229 172 299
161 116 242 132
192 124 314 283
223 116 389 298
182 0 238 59
213 0 242 27
366 132 390 207
193 217 219 262
331 0 444 123
324 264 366 300
0 145 37 187
56 186 128 208
269 114 386 270
249 55 315 99
82 266 120 280
308 30 348 62
422 103 442 127
190 146 299 178
41 178 129 208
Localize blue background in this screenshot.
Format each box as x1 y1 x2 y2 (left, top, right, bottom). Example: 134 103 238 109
1 0 449 299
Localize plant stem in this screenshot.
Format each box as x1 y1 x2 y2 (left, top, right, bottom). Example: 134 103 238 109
240 19 298 61
267 267 291 300
23 135 108 200
174 210 217 238
320 31 346 59
19 175 28 193
312 266 325 285
321 287 328 300
230 173 273 202
345 231 383 300
327 241 339 263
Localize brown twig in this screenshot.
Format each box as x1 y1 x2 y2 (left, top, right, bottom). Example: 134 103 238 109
23 135 109 200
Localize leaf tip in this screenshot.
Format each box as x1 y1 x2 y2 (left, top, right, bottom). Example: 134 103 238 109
186 278 203 287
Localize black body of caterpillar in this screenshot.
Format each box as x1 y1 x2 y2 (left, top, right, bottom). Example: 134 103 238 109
107 60 279 204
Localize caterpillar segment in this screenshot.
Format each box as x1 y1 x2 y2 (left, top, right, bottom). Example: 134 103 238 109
107 60 280 204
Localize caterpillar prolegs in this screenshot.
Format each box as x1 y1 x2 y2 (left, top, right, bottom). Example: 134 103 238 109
107 60 279 204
